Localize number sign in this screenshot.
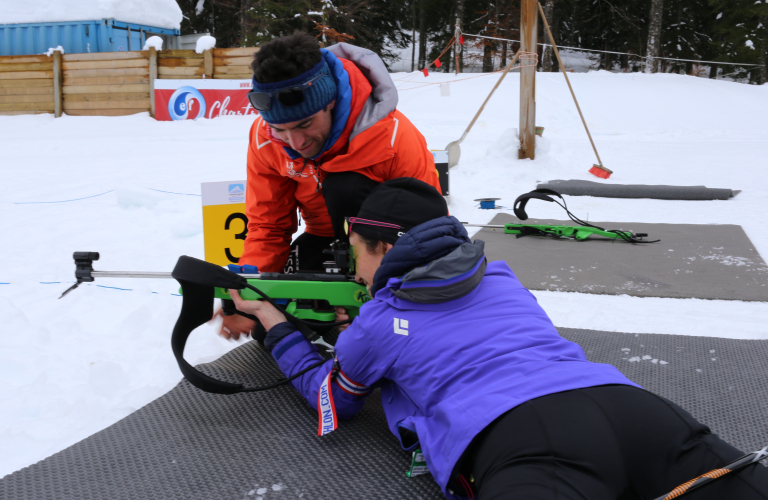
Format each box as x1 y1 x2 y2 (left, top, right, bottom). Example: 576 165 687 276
201 181 248 266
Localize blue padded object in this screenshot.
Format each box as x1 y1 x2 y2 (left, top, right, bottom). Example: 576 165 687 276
227 264 259 274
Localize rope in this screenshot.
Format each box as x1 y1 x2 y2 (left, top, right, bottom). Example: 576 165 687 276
462 32 765 67
536 1 605 169
11 187 201 205
12 190 115 205
395 66 526 91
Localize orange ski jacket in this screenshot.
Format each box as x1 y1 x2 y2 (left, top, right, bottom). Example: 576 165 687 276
240 44 441 271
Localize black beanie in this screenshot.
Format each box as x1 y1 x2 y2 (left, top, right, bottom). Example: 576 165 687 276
350 177 448 244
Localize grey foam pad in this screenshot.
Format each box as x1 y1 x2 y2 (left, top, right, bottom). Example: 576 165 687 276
478 213 768 301
537 179 740 200
2 330 767 500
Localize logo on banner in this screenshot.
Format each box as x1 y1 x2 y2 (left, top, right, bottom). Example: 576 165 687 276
228 184 245 203
169 86 207 121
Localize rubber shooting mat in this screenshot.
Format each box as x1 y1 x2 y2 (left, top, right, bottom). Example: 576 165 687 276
477 213 768 301
3 329 767 500
537 179 740 200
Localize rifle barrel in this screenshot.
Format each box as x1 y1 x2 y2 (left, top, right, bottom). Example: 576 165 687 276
91 271 261 279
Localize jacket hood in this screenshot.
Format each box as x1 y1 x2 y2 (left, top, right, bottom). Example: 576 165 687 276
370 216 487 303
327 43 398 142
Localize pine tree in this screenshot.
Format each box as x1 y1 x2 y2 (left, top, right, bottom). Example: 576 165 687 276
709 0 768 83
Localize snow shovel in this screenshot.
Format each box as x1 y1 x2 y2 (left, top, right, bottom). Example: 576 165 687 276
445 49 521 169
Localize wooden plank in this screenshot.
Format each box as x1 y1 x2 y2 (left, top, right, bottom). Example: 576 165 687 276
158 67 205 77
213 56 255 66
0 55 50 64
0 71 54 80
214 66 253 75
64 109 147 116
0 94 54 103
212 74 253 80
0 102 55 111
213 47 259 57
0 110 52 115
63 59 149 71
64 68 149 78
518 0 538 160
157 75 204 80
64 75 149 86
149 47 157 118
53 51 63 117
63 99 150 110
64 92 150 102
157 58 205 68
158 50 202 59
0 79 53 88
63 51 149 62
204 50 213 78
0 62 54 72
63 84 149 94
0 86 54 96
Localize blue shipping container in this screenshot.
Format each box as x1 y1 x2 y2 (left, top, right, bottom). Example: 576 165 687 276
0 19 180 56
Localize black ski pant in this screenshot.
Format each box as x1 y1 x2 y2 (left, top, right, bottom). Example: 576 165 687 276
464 385 768 500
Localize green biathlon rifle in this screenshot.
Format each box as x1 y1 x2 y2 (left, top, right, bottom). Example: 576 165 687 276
60 247 368 395
465 189 659 244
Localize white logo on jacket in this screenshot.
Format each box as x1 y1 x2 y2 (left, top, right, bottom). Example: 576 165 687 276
394 318 409 336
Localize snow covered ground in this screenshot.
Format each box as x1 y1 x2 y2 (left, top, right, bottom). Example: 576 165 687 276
1 70 767 478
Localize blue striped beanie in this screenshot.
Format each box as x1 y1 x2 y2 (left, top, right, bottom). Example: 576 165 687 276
252 59 337 124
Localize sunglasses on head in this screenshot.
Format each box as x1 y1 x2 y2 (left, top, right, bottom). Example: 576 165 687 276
344 217 405 236
247 73 325 111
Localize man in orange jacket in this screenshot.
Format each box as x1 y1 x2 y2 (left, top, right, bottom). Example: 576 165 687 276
216 32 441 340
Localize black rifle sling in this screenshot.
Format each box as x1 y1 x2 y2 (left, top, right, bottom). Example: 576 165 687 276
169 255 331 395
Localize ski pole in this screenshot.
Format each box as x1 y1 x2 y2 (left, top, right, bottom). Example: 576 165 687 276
653 445 768 500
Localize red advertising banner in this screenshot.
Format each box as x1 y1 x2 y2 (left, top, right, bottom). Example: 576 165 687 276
154 80 258 121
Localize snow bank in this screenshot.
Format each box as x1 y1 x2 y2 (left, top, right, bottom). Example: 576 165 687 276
1 0 183 30
143 36 163 51
195 35 216 54
44 46 64 57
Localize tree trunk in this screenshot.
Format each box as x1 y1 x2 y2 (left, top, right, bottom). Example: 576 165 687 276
541 0 555 72
709 64 718 79
645 0 663 74
240 0 245 47
411 2 417 71
501 41 508 68
418 0 427 69
761 18 768 84
454 0 464 74
483 42 493 72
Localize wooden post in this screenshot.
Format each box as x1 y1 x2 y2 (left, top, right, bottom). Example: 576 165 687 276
52 51 63 118
518 0 538 159
149 47 157 118
204 49 214 79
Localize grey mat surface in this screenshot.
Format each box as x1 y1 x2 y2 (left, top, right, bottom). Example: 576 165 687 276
538 179 740 200
478 213 768 301
2 330 767 500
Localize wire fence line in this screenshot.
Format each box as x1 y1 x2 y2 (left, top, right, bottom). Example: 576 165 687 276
394 33 764 75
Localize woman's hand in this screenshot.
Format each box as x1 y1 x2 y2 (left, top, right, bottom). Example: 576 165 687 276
228 289 288 331
336 307 350 332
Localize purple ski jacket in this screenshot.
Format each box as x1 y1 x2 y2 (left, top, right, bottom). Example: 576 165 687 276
267 216 639 499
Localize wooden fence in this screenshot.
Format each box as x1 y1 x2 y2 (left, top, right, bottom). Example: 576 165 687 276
0 47 258 117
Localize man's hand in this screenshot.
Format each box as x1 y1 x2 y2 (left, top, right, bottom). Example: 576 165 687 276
211 308 256 341
336 307 350 332
229 289 288 331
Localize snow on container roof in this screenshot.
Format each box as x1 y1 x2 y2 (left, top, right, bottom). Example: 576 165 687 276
0 0 183 30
